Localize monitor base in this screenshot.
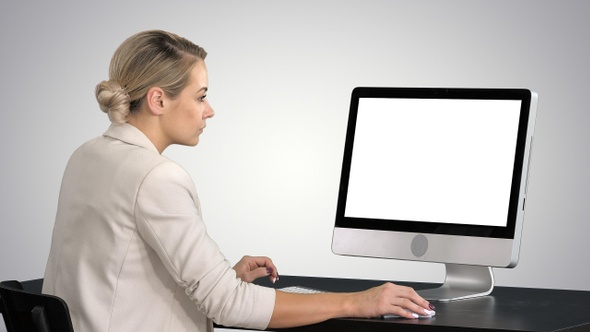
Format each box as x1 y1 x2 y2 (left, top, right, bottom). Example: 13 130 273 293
417 264 494 302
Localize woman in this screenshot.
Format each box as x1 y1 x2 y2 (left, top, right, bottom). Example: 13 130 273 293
43 30 434 331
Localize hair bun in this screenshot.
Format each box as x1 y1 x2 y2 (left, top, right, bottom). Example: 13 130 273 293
95 80 130 123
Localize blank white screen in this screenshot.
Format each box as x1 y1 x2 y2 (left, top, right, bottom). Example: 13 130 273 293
344 98 521 227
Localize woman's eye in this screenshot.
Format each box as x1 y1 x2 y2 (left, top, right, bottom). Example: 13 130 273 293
198 95 207 102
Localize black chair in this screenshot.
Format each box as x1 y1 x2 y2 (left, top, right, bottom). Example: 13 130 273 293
0 280 74 332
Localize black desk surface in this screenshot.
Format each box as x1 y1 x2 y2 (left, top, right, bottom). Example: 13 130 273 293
7 278 589 331
247 275 590 332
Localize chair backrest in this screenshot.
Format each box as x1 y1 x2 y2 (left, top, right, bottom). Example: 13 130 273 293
0 280 74 332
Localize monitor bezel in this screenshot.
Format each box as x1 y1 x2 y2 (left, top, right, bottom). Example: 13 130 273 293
334 87 535 240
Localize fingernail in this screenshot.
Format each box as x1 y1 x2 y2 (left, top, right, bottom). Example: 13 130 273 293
429 303 436 310
266 268 272 275
411 313 419 318
271 277 277 284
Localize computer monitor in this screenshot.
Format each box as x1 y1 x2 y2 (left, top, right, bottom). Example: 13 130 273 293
332 87 538 302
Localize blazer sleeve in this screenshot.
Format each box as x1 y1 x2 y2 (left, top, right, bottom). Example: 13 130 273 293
134 160 275 330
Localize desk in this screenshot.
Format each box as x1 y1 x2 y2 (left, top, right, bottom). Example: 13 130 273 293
241 275 590 332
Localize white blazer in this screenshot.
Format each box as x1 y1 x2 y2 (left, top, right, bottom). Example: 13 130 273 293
43 123 275 332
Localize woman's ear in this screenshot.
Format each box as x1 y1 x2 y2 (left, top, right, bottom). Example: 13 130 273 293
145 87 165 116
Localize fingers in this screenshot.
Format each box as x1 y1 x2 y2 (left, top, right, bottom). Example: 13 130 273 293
264 263 279 284
234 255 279 283
242 267 273 283
395 298 435 318
248 255 279 283
377 283 435 319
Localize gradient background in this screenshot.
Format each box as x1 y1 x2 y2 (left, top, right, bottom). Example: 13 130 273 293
1 1 589 330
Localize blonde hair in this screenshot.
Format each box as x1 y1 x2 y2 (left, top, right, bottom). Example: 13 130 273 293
95 30 207 123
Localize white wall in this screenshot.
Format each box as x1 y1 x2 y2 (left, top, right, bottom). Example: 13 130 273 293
2 0 589 330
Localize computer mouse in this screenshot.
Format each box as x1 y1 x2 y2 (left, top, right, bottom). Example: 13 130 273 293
382 308 436 319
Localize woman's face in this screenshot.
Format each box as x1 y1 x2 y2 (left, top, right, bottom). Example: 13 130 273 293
160 61 214 148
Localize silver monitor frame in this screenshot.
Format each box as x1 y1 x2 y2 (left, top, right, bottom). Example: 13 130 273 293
332 87 538 302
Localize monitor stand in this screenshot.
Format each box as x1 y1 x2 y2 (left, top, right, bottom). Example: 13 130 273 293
417 264 494 302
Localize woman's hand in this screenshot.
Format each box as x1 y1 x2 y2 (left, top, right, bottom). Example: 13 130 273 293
233 255 279 283
348 282 435 319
